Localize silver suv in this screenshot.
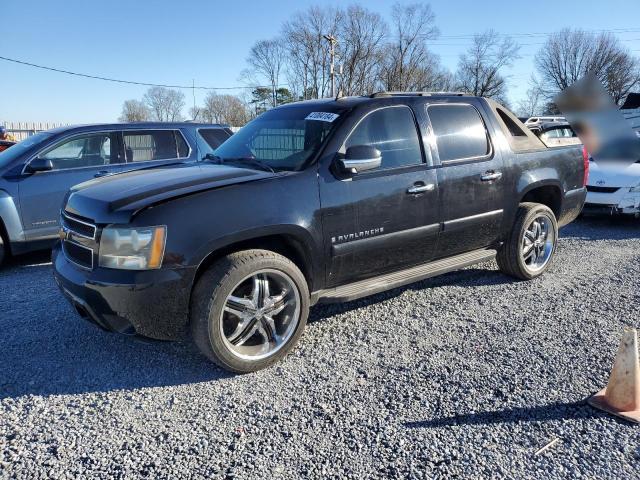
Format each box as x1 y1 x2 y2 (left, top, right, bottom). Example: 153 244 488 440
0 122 232 264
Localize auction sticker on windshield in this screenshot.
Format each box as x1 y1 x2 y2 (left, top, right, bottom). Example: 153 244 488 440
305 112 340 122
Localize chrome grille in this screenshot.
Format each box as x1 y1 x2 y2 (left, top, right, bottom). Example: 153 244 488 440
60 211 98 270
61 212 96 239
62 240 94 269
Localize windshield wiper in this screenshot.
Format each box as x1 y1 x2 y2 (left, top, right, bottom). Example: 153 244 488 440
202 153 224 164
202 153 276 173
228 158 276 173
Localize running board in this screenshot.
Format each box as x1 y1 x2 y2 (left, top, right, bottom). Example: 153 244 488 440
314 248 497 304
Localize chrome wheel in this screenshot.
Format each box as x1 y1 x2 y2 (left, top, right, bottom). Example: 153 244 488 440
521 214 555 272
220 269 301 360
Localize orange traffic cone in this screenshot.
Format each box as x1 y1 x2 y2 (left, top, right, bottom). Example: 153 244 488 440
588 328 640 423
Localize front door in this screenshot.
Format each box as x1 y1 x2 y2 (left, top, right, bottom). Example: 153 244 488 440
19 131 124 240
320 105 440 287
425 102 506 258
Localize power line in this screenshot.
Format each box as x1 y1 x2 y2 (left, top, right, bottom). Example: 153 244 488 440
0 55 285 91
421 37 640 47
433 28 640 40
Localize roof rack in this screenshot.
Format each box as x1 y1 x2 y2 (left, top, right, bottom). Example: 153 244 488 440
368 91 468 98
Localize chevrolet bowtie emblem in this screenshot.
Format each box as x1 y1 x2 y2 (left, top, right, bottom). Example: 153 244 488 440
59 228 70 241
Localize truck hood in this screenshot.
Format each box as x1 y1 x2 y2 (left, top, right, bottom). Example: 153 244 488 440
588 161 640 188
65 163 275 223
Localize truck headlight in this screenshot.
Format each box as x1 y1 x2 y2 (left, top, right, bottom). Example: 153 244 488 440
99 226 166 270
630 185 640 193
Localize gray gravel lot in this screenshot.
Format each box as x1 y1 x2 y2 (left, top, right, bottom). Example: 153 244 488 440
1 217 639 479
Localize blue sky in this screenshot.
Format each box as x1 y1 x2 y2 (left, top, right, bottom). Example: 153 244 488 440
2 0 639 123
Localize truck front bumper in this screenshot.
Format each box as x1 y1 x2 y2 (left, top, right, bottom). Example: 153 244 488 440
52 243 196 340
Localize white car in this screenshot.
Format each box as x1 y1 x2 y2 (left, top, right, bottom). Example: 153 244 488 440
585 158 640 217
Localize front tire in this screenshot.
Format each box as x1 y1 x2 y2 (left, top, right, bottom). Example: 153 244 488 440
190 249 309 373
496 202 558 280
0 235 6 266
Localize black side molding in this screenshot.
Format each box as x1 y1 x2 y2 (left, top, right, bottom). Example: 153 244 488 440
442 209 503 232
331 223 439 256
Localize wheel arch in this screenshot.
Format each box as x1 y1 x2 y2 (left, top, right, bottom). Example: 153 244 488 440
519 181 563 218
192 227 319 296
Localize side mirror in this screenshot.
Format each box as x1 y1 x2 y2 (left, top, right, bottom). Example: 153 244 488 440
337 145 382 174
25 157 54 173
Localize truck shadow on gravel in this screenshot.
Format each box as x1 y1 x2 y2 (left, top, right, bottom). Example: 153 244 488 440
1 253 232 400
403 400 620 428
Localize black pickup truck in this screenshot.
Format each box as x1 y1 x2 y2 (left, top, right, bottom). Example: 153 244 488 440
53 92 587 372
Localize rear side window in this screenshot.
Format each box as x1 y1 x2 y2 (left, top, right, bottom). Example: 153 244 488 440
198 128 230 149
497 108 527 137
123 130 189 162
427 104 490 162
345 106 422 170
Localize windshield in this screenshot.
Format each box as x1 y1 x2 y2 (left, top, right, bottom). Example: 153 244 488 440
0 132 54 169
212 106 342 171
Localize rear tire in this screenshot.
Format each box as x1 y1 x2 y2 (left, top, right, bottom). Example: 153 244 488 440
496 202 558 280
190 249 309 373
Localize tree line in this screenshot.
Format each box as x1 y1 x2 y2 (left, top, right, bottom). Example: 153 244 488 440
120 3 640 125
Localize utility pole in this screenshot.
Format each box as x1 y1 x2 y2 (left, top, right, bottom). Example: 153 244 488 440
191 79 197 121
323 34 337 98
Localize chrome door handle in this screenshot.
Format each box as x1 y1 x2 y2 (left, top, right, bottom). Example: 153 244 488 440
407 183 435 194
481 171 502 181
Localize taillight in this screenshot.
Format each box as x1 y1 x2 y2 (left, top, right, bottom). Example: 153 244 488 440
582 145 589 186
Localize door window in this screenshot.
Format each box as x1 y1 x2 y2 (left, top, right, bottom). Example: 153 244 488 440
345 106 423 170
123 130 190 162
39 132 118 170
427 104 490 162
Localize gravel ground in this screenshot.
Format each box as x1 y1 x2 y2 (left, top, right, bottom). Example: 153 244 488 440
1 216 639 479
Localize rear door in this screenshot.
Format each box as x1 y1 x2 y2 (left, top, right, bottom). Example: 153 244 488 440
19 131 125 240
426 102 505 257
122 129 192 170
320 104 440 286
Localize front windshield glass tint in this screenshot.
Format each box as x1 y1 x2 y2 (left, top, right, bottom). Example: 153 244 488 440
0 131 53 168
213 107 340 171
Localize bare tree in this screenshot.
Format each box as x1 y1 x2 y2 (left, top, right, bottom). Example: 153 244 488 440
201 92 251 126
378 2 440 91
337 5 387 95
143 87 185 122
188 106 202 122
605 50 640 104
516 81 544 117
455 30 520 100
282 6 342 99
535 29 640 105
246 39 286 107
119 99 149 122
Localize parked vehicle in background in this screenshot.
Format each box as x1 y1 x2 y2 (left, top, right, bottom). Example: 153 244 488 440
524 116 566 127
582 103 640 217
0 140 16 153
527 121 582 147
53 92 587 372
584 159 640 216
0 122 232 265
